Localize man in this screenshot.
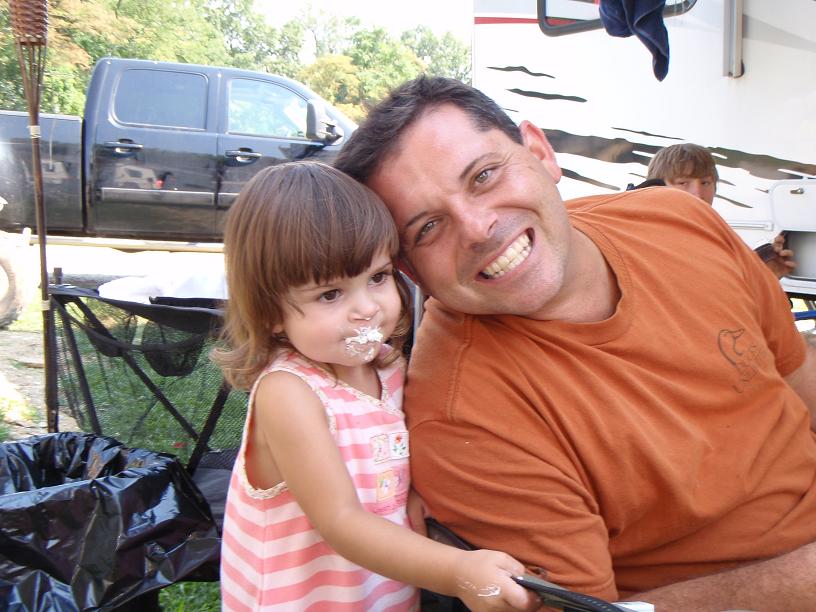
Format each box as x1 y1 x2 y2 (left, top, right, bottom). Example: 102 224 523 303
647 142 796 279
334 76 816 610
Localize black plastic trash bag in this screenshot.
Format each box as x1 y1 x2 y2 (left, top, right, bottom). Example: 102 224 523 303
0 433 220 611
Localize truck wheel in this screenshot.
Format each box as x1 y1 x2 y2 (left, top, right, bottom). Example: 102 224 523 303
0 252 27 328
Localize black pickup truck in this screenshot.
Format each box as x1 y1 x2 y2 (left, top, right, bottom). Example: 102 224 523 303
0 57 356 324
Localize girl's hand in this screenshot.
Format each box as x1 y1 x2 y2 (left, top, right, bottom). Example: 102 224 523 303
454 549 541 611
406 489 428 536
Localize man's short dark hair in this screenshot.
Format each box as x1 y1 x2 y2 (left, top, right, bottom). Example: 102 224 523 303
334 75 522 183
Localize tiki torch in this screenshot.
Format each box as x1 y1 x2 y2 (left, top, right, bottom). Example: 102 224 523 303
9 0 59 431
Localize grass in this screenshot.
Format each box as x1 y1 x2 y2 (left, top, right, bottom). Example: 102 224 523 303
160 581 221 611
7 290 45 333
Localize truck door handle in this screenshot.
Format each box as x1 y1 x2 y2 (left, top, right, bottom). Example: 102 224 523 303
225 149 262 163
104 141 144 154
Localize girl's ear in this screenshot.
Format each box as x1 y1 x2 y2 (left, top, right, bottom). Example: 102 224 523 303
519 120 562 184
271 322 284 334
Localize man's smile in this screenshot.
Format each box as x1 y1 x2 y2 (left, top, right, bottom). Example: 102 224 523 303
480 232 532 279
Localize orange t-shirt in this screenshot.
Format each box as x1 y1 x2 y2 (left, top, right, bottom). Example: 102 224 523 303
406 188 815 601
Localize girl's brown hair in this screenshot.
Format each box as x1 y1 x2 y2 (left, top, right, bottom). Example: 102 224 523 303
213 161 412 390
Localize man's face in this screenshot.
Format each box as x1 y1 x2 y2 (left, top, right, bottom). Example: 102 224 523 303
665 175 716 205
367 104 573 318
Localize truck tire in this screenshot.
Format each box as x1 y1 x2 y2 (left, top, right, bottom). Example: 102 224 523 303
0 251 27 328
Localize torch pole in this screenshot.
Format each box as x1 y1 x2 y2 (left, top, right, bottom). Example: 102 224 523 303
10 0 58 431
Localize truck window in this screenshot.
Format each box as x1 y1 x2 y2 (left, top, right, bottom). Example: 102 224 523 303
113 69 207 129
228 79 308 139
539 0 697 36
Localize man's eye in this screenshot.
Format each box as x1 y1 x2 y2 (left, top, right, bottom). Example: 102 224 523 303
475 168 492 184
416 219 438 243
319 289 341 303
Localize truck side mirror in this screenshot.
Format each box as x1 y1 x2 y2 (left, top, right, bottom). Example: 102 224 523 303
306 99 343 144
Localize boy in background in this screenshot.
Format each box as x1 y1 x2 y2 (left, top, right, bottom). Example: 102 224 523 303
647 143 796 278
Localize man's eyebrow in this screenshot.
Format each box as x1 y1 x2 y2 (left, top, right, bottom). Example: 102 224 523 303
459 152 493 182
402 210 428 237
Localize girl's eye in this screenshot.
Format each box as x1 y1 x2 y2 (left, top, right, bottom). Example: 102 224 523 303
319 289 341 303
370 270 392 285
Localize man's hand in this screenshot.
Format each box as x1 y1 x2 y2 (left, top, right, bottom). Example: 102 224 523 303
406 488 428 536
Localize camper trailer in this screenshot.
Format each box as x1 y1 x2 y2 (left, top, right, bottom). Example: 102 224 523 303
472 0 816 298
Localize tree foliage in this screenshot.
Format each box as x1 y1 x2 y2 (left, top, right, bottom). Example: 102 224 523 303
1 0 471 119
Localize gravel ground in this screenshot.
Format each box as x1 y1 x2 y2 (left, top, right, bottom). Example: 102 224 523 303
0 328 50 440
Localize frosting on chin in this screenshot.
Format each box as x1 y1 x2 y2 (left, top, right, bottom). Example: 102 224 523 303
344 326 384 362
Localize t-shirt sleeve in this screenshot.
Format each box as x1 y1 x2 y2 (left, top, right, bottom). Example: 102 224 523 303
717 215 806 376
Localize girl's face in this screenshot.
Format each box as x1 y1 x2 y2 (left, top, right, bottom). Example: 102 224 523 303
275 250 402 370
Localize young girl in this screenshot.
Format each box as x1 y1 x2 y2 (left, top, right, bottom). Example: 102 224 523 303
215 161 538 611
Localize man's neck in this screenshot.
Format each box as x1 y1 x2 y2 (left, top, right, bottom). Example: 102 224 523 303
532 228 621 323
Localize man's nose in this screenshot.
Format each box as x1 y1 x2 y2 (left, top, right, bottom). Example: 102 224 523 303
454 201 497 248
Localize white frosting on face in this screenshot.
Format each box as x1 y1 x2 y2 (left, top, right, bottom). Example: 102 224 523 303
344 326 384 362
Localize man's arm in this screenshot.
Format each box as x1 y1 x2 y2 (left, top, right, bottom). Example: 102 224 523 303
784 337 816 429
633 540 816 612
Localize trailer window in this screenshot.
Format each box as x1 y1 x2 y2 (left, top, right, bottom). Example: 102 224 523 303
538 0 696 36
228 79 308 139
114 69 207 129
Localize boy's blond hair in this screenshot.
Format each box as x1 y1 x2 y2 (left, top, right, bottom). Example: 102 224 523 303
647 143 719 183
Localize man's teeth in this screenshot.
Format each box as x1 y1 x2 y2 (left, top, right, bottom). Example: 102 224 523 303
481 234 531 279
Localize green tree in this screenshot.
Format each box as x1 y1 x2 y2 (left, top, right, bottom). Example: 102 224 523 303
346 27 424 109
299 54 363 122
401 26 471 83
299 8 361 58
202 0 303 76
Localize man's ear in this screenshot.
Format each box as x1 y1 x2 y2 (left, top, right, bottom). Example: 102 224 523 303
519 120 562 184
397 255 427 294
396 255 417 283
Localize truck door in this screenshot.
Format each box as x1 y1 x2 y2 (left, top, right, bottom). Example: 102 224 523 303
89 66 218 240
215 76 325 225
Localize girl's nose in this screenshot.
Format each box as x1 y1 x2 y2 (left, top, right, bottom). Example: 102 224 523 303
353 294 380 322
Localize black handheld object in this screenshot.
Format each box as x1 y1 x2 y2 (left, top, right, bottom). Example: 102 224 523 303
754 230 789 262
512 574 626 612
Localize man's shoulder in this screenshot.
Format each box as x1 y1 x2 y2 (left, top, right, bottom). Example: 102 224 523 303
566 186 706 213
566 186 727 234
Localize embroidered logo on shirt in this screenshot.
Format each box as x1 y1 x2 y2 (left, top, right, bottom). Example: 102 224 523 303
717 328 767 393
390 431 409 459
371 434 390 463
374 464 410 514
370 431 410 463
377 469 395 501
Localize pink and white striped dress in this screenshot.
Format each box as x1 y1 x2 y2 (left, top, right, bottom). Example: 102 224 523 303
220 348 419 611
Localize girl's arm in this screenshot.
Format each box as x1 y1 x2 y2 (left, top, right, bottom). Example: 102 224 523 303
252 372 540 612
